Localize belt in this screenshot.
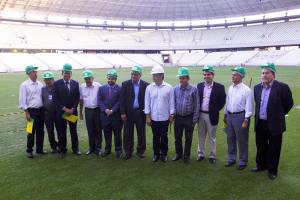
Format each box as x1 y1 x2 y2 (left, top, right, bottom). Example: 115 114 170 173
176 113 193 118
200 110 209 114
27 107 43 110
85 107 98 110
227 110 245 115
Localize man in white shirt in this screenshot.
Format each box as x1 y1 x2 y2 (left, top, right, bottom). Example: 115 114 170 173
224 66 253 170
79 70 102 156
144 65 175 162
19 65 46 158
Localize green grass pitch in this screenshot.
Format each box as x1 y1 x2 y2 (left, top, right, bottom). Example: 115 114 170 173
0 66 299 200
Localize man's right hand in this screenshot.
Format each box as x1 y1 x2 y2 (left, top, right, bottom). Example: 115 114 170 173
25 111 31 121
146 116 152 126
223 114 227 124
121 114 127 121
79 113 84 120
63 107 73 115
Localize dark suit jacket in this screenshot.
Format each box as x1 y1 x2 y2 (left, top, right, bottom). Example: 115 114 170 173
119 79 149 119
254 80 293 135
53 79 80 114
197 81 226 126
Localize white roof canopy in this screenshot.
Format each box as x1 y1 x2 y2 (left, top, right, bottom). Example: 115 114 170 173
1 0 300 22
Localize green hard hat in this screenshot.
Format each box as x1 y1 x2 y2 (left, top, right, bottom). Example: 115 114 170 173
63 63 72 72
107 69 118 78
260 62 276 73
202 65 215 73
231 66 246 78
131 65 143 74
177 67 190 77
42 71 54 79
25 65 38 74
82 70 93 79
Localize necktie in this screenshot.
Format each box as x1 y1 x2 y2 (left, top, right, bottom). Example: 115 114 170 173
65 81 70 91
108 86 112 98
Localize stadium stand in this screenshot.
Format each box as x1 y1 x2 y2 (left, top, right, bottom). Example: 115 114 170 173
1 50 300 72
1 20 300 50
275 49 300 66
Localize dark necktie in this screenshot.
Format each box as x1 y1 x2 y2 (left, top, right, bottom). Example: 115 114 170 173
108 86 112 98
65 81 70 91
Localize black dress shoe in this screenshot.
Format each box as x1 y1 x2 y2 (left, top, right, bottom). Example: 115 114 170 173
102 151 111 158
197 156 205 161
27 152 33 158
116 151 122 159
209 158 216 164
251 167 267 172
50 148 58 154
124 154 132 160
161 155 168 162
73 150 81 156
36 150 48 154
136 152 145 159
60 152 66 159
268 173 277 180
183 156 190 164
85 150 94 155
225 161 236 167
95 150 101 156
152 155 159 162
237 165 247 170
172 154 182 161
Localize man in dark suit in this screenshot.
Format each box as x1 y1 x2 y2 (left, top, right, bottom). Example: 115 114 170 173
98 69 123 158
120 66 149 160
252 63 293 180
197 65 226 164
53 63 81 159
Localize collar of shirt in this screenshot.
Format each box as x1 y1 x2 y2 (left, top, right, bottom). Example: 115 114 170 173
233 82 243 88
180 84 191 91
204 81 214 88
28 79 38 85
132 80 141 86
107 83 117 89
152 81 167 87
64 79 70 84
261 80 274 88
84 82 96 88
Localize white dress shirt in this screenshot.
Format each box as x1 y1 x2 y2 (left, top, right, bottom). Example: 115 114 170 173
201 82 213 112
225 82 254 118
19 79 43 110
80 82 101 109
144 81 175 121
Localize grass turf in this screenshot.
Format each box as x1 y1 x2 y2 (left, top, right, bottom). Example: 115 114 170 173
0 66 299 200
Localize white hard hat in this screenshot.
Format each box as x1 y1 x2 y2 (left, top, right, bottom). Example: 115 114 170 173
151 65 165 75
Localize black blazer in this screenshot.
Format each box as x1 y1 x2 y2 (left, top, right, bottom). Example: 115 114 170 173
254 80 293 135
53 79 80 113
119 79 149 118
197 81 226 126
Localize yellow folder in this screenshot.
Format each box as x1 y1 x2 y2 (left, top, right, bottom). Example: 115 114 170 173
26 120 34 134
62 114 78 123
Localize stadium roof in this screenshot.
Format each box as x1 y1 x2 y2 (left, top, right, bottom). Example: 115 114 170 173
1 0 300 22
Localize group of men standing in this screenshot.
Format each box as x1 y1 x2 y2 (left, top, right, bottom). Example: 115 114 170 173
19 62 293 180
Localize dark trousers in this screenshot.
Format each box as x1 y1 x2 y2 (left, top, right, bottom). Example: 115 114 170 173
151 120 169 156
85 108 102 152
174 115 194 157
102 113 122 153
123 110 146 155
44 111 58 150
26 108 45 153
256 119 283 175
56 111 79 153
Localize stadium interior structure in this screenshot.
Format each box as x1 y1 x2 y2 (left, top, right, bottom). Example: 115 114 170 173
1 0 300 72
